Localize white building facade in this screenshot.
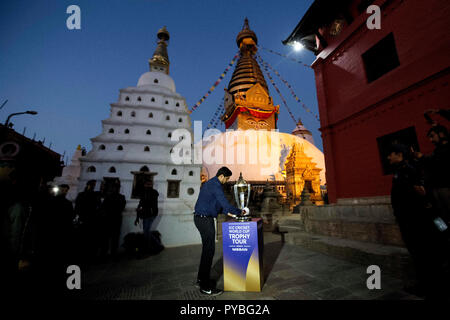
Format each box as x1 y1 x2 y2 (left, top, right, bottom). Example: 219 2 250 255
78 27 201 247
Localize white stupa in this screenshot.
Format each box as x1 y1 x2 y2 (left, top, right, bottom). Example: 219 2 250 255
292 118 315 145
78 27 201 247
53 145 84 202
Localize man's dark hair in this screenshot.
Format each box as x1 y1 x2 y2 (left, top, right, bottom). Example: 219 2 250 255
427 125 448 139
216 166 233 178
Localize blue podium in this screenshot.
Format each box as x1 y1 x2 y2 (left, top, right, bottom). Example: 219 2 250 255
222 218 264 292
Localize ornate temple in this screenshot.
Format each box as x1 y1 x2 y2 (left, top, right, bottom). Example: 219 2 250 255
285 144 323 205
78 27 202 247
199 19 326 209
221 18 279 131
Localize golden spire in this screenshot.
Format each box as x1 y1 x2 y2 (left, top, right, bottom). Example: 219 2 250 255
149 26 170 74
221 18 279 130
227 18 268 95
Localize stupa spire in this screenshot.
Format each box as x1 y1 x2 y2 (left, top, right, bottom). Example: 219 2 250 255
149 26 170 74
221 18 279 130
227 18 268 95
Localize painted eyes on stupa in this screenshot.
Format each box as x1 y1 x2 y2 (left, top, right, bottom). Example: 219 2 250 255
258 120 268 128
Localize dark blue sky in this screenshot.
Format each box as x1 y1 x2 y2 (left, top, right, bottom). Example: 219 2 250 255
0 0 320 161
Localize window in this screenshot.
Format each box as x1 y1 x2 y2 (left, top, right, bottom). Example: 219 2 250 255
131 171 153 199
109 128 114 133
154 79 159 84
362 33 400 83
144 146 150 152
146 129 151 135
151 97 155 102
149 112 153 118
124 129 130 134
189 171 194 176
176 102 180 107
171 169 177 175
99 145 106 150
165 100 169 105
125 96 130 101
117 111 122 116
167 180 180 198
168 132 172 138
178 118 183 123
137 96 142 102
166 116 170 120
109 167 116 173
87 166 96 172
187 188 195 195
117 145 123 151
376 126 420 175
131 111 136 117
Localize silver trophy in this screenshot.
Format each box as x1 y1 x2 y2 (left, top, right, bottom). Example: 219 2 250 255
233 172 251 221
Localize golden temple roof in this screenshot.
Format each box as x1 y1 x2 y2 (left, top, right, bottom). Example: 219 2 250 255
227 18 268 95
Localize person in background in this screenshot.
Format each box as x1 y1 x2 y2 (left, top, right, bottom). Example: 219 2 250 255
415 125 450 224
388 144 448 300
135 181 161 252
99 181 126 260
74 180 102 263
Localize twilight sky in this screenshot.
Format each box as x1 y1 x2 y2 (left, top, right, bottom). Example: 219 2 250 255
0 0 320 162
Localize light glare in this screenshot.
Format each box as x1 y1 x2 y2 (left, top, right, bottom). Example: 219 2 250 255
293 41 303 51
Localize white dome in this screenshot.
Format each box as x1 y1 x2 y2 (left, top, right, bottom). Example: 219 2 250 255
196 130 326 184
137 71 176 92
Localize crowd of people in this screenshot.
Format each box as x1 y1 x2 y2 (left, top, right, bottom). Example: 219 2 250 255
0 178 128 297
388 109 450 299
1 175 166 298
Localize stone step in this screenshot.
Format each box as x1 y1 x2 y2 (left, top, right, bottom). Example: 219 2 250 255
276 214 304 233
284 231 412 279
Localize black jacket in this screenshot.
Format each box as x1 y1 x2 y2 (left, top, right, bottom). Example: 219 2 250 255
137 188 159 219
419 143 450 189
390 161 426 220
74 190 102 223
100 192 126 220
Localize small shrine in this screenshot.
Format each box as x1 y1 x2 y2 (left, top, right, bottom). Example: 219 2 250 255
285 144 323 207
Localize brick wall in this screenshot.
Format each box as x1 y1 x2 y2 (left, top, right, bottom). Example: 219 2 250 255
312 0 450 203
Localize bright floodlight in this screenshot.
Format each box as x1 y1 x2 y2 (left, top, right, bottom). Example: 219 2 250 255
293 41 303 51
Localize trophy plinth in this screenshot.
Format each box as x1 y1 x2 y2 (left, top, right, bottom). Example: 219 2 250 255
235 215 251 222
233 172 251 222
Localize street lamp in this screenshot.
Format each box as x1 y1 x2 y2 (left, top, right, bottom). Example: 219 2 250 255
292 41 304 51
4 110 38 127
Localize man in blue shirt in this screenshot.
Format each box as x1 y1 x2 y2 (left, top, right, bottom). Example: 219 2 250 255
194 166 246 296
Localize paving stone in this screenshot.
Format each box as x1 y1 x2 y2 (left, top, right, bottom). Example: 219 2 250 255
76 232 416 300
314 286 353 300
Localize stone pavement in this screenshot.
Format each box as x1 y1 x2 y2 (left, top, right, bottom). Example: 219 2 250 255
74 232 420 300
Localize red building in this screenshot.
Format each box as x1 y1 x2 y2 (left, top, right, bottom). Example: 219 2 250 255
284 0 450 203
